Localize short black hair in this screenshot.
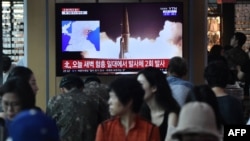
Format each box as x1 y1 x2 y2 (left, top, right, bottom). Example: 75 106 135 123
3 55 12 72
204 61 230 88
234 32 246 47
109 76 144 113
83 76 101 84
0 77 36 110
59 74 84 90
168 56 188 77
209 45 223 56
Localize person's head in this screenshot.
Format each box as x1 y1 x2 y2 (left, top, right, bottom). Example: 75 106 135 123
204 61 230 88
185 85 222 130
83 76 101 88
59 74 84 93
7 66 39 95
0 77 35 120
209 45 223 56
3 55 12 73
137 67 179 112
230 32 246 47
167 56 188 78
108 76 144 116
8 109 59 141
172 102 220 141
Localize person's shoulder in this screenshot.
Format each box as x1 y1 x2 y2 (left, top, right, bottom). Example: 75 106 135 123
167 76 183 85
218 94 241 104
83 86 108 95
83 88 108 102
67 91 92 103
54 96 92 117
224 47 238 55
99 117 119 128
167 76 193 88
136 115 158 127
227 94 242 103
229 47 247 55
48 94 64 104
47 94 71 110
47 95 64 111
178 79 193 88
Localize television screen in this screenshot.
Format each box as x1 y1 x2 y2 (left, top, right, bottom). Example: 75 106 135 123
56 2 183 76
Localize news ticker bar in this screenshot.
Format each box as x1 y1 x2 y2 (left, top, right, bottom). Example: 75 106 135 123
62 59 169 69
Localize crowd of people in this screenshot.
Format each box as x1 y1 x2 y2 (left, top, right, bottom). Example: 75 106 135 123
0 31 249 141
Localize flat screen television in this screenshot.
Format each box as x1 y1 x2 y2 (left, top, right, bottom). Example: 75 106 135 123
55 2 183 76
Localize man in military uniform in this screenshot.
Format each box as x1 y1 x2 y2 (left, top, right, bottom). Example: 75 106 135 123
83 76 109 102
46 74 109 141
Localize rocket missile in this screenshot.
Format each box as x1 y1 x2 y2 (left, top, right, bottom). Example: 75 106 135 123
119 7 130 59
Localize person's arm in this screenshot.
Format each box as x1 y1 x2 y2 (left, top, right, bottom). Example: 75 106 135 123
95 124 105 141
165 112 178 141
46 96 61 121
46 97 56 116
97 96 110 123
168 112 178 127
236 65 245 81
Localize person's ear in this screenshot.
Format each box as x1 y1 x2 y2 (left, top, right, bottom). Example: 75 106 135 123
236 39 239 46
60 87 68 94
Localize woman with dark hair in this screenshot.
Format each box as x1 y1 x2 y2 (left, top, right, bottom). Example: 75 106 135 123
6 66 41 111
7 66 39 95
0 77 36 139
137 67 180 141
95 76 160 141
185 84 223 130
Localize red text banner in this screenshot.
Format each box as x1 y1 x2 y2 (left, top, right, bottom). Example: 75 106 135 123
62 59 169 70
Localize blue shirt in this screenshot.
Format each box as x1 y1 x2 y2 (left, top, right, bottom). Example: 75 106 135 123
167 76 193 106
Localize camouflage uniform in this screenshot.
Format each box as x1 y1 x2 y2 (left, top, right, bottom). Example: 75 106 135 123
84 82 110 102
46 88 109 141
